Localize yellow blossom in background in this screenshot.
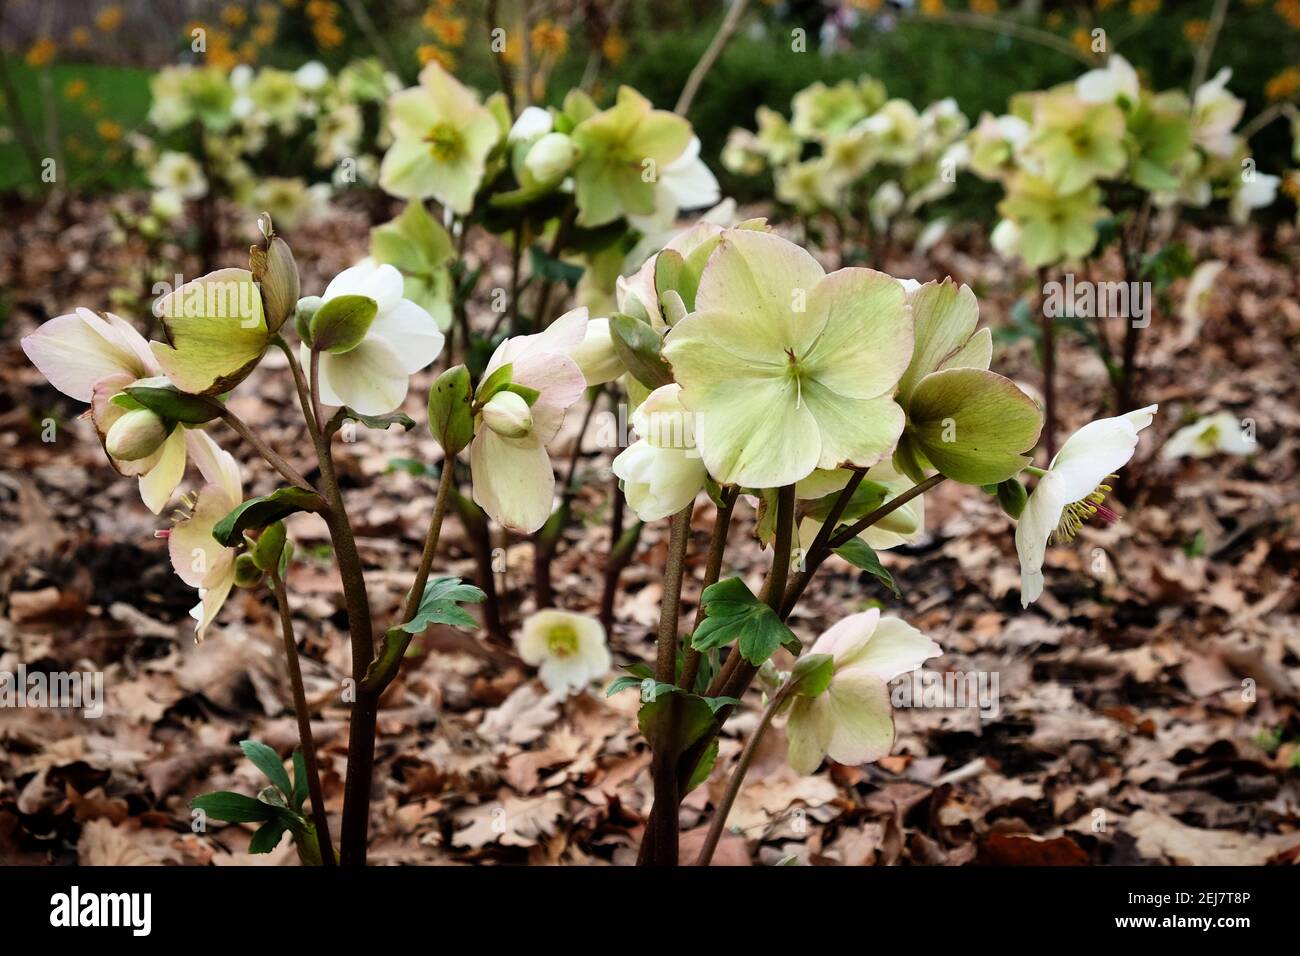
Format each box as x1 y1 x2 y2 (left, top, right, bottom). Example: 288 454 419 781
314 20 345 48
1282 171 1300 201
531 19 568 56
239 41 259 61
970 0 998 13
602 30 627 66
1130 0 1161 16
221 5 247 27
97 119 123 142
424 13 466 46
252 22 276 45
919 0 944 14
26 37 57 67
417 44 456 70
95 4 124 32
305 0 333 18
1071 27 1092 54
1278 0 1300 28
64 78 88 100
85 98 103 115
1045 12 1063 28
69 26 91 47
1266 65 1300 99
1183 19 1208 43
502 34 522 66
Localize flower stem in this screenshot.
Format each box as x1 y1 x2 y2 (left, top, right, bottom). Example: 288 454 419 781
219 409 313 492
268 570 335 866
680 485 740 693
398 461 457 627
694 681 791 866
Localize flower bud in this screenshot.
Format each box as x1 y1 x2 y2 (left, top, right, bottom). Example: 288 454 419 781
293 295 323 346
233 552 264 588
105 408 167 461
251 234 300 334
481 390 533 439
565 317 623 386
428 365 475 456
524 132 577 183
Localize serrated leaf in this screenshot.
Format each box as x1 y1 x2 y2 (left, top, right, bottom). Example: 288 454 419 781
213 487 325 547
400 576 486 634
690 577 796 666
832 538 901 597
248 819 289 854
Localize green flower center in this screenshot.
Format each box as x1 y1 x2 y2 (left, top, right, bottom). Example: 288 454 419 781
546 624 580 658
425 122 464 163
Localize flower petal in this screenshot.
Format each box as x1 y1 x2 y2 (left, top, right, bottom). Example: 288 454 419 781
786 695 835 775
368 297 445 375
138 427 188 514
470 429 556 533
1049 404 1156 502
315 338 411 414
1015 469 1069 607
809 608 881 662
841 616 941 682
21 309 146 402
822 671 895 767
799 267 912 400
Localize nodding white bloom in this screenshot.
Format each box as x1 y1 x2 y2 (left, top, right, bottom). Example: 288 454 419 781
21 307 212 514
149 151 208 200
508 105 553 143
1230 172 1279 224
304 262 444 415
990 218 1022 260
1076 54 1140 106
797 459 925 554
565 316 623 386
1016 405 1158 607
295 61 329 92
470 308 589 533
1192 67 1245 158
784 609 941 775
165 433 243 642
1162 412 1255 460
612 383 708 522
518 609 611 695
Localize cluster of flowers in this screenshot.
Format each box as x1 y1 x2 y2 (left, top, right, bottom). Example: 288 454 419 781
967 56 1277 267
721 75 969 247
137 58 400 228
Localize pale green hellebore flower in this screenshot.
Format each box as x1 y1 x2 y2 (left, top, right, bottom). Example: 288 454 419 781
153 269 269 396
518 609 611 696
662 229 913 489
379 62 501 214
1023 92 1126 194
1161 412 1255 460
1016 404 1157 607
784 608 941 775
997 172 1107 268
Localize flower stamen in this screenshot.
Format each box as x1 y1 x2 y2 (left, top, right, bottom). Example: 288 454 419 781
1052 475 1119 543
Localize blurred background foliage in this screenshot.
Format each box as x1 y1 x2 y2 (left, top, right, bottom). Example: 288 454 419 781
1 0 1297 215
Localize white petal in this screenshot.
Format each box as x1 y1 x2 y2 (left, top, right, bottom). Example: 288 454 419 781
369 297 445 375
841 616 941 682
809 609 881 663
316 339 410 414
1015 470 1069 607
470 429 556 533
323 261 404 314
138 427 188 514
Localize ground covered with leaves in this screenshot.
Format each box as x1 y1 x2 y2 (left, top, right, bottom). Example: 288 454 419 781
2 195 1299 866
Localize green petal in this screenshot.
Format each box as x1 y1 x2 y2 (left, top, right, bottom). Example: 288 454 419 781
799 267 911 400
152 269 267 395
906 367 1043 485
801 384 905 472
896 279 980 404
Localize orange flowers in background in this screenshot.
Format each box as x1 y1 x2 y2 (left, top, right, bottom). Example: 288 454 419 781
531 19 568 56
25 37 57 68
1266 65 1300 99
95 5 125 33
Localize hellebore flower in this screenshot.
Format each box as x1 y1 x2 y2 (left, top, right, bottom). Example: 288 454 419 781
1230 172 1279 224
21 307 208 513
662 229 913 489
304 262 444 415
1016 404 1158 607
1023 92 1126 194
775 157 840 213
1192 67 1245 158
615 220 726 330
997 172 1107 268
966 112 1031 182
518 609 611 696
1075 54 1140 106
148 151 208 200
611 383 707 522
379 61 501 214
166 431 243 641
570 86 692 227
784 609 941 775
754 106 803 165
153 268 269 396
1161 412 1255 460
791 78 876 140
369 200 457 332
469 308 589 532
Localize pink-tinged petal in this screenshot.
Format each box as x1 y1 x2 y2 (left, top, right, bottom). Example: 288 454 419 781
169 483 237 588
368 297 445 375
89 373 163 477
809 609 881 663
510 351 587 444
192 571 235 642
470 429 556 533
184 429 242 503
22 309 145 402
486 307 590 376
840 616 941 682
138 427 188 514
101 310 160 376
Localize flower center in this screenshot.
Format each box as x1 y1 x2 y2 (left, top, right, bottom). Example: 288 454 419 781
546 624 580 658
1053 475 1120 543
425 122 464 162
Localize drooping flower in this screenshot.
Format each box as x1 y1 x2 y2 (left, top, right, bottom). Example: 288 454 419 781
379 61 501 214
1016 405 1158 607
611 383 707 522
304 261 444 415
774 157 840 213
1022 92 1126 194
791 78 876 140
569 86 692 227
997 172 1107 267
469 308 589 532
1161 411 1255 460
784 609 941 775
1191 67 1245 158
153 269 269 396
662 229 913 489
1075 54 1140 106
517 609 611 695
21 307 208 513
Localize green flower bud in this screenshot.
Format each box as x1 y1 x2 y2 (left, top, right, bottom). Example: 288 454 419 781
251 234 300 334
233 552 264 588
105 408 167 461
481 390 532 439
293 295 323 346
427 364 474 456
996 477 1029 520
251 520 288 572
524 132 577 183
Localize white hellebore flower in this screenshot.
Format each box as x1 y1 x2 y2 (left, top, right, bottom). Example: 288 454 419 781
1076 54 1140 105
1161 412 1255 460
305 262 444 415
518 609 611 695
1016 405 1158 607
1230 172 1279 224
149 151 208 200
612 383 708 522
295 61 329 92
1192 67 1245 158
470 308 589 533
785 609 941 775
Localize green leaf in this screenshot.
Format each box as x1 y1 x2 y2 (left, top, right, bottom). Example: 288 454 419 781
190 790 277 823
291 749 309 813
399 576 487 634
240 739 293 798
832 538 900 598
637 692 716 759
248 819 289 854
123 385 223 424
344 408 416 432
609 312 673 390
530 245 584 289
309 294 378 354
690 577 797 666
605 676 675 701
996 477 1028 520
213 487 325 547
685 740 718 793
